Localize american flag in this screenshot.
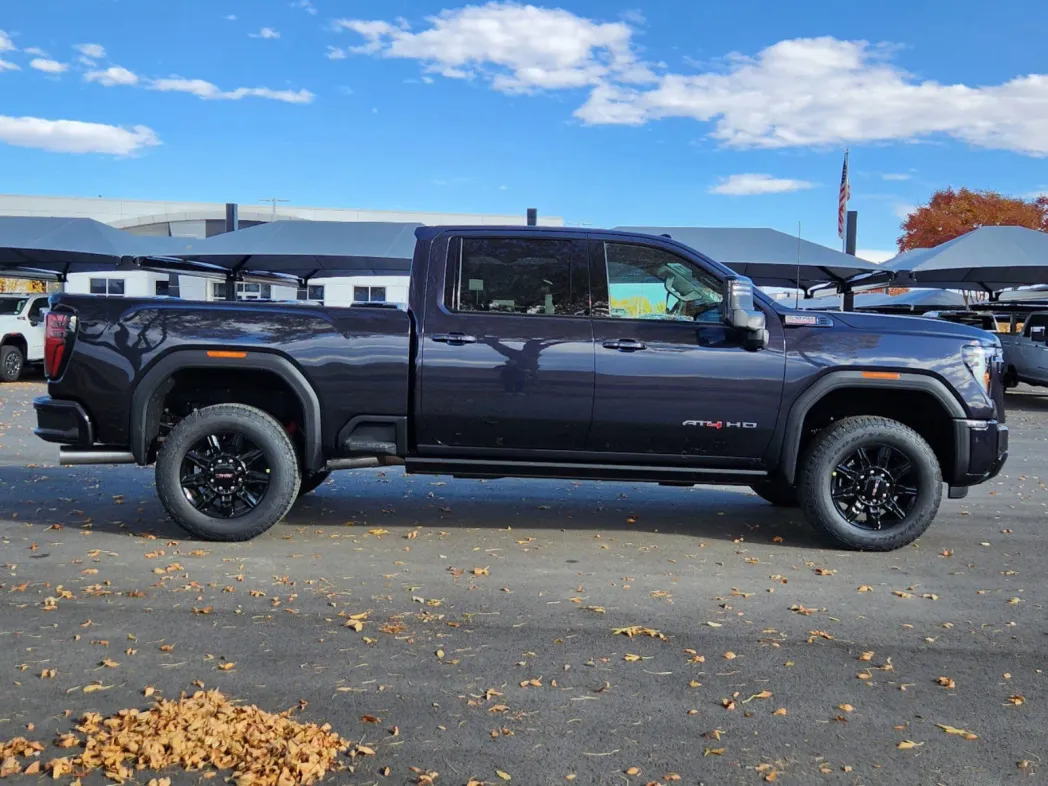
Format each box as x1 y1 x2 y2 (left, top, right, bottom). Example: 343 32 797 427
838 150 851 240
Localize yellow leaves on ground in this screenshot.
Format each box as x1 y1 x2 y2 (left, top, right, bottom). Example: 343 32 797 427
519 679 542 688
58 689 348 786
217 662 236 671
857 651 874 662
936 676 956 689
897 740 923 750
472 567 490 576
772 708 788 716
100 659 119 669
40 669 56 679
937 723 978 740
838 704 855 713
343 611 369 632
625 766 642 775
892 590 913 599
612 626 667 641
857 585 874 592
741 690 773 703
1006 695 1025 706
496 769 512 781
813 568 836 576
722 651 737 660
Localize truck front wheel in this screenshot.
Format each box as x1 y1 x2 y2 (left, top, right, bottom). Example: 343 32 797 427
797 416 942 551
156 404 301 542
1 345 25 382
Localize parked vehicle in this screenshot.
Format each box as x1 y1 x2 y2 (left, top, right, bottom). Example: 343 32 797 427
0 293 48 382
999 310 1048 388
34 227 1008 550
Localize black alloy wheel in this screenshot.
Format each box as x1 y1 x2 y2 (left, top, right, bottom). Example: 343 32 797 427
797 415 942 551
156 403 300 542
829 444 918 529
179 432 272 518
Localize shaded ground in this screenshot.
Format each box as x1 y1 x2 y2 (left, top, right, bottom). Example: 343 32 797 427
1 380 1045 785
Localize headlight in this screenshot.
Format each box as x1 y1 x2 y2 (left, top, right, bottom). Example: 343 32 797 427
962 343 995 394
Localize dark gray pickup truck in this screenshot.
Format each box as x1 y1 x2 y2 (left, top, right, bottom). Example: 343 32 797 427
34 226 1007 550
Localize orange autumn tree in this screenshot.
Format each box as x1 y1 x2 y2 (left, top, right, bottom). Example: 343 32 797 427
898 187 1048 251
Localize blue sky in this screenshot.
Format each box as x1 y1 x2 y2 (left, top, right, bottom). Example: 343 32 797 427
2 1 1048 258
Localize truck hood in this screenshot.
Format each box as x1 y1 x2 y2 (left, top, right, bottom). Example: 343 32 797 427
828 311 997 344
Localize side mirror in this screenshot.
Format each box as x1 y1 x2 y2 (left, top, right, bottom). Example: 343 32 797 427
28 317 39 327
721 276 769 349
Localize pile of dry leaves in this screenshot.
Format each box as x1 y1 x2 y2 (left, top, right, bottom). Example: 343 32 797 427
1 690 350 786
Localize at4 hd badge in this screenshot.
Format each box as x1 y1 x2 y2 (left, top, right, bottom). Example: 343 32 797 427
683 420 758 429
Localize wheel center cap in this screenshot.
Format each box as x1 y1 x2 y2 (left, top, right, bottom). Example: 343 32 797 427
209 457 245 493
861 471 892 503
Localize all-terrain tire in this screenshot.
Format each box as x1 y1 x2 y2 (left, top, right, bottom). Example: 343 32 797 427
298 470 331 497
0 345 25 382
750 477 799 507
797 416 942 551
156 404 301 542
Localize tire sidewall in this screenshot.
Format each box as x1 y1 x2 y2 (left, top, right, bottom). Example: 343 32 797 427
1 346 24 382
156 406 300 540
801 423 941 550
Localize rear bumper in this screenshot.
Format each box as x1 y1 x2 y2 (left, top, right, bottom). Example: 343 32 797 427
951 418 1008 487
33 396 93 446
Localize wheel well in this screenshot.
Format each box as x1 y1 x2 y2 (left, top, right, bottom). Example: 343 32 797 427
796 388 954 478
143 368 307 464
1 334 27 354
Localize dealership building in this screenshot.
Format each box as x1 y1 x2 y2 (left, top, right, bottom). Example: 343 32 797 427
0 194 563 305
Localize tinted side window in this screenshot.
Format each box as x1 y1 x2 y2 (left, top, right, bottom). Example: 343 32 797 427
597 242 723 323
446 237 585 316
1025 314 1048 336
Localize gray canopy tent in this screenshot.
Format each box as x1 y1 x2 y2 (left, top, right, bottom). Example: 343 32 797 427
0 216 191 280
614 226 883 292
176 220 423 280
865 226 1048 294
799 288 968 313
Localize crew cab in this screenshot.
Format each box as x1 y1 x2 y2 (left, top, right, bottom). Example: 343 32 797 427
34 227 1008 550
1 293 48 382
999 310 1048 389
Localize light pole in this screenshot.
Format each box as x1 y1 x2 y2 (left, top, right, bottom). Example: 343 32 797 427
260 197 290 222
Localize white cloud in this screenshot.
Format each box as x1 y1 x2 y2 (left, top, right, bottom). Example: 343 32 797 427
85 66 139 87
252 27 281 39
326 46 347 60
29 58 68 74
881 173 912 181
75 43 106 59
0 59 19 72
292 0 318 14
225 14 238 21
0 29 14 52
24 46 47 56
857 249 897 263
334 2 654 93
894 203 917 219
149 77 314 103
0 114 159 154
709 173 816 195
339 6 1048 157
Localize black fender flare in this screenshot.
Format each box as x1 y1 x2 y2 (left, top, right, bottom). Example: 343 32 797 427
129 350 324 471
778 370 966 485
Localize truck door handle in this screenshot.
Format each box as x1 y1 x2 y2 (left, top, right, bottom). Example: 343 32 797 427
432 332 478 345
603 339 647 352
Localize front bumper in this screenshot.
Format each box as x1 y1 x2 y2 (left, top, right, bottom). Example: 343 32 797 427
33 396 94 446
951 418 1008 487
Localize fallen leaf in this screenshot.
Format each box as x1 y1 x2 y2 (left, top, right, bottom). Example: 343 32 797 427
742 690 772 703
772 707 787 716
217 662 235 671
496 769 512 781
838 704 854 713
897 740 924 750
858 651 874 661
857 585 874 592
937 723 978 740
1007 695 1025 706
612 626 667 641
722 651 737 660
625 766 641 775
936 676 956 689
703 748 725 757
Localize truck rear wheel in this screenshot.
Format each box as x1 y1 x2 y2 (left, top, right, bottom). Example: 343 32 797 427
1 345 24 382
156 404 301 542
797 416 942 551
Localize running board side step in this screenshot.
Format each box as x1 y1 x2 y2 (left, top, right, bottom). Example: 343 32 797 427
60 448 137 466
325 456 406 471
404 457 766 485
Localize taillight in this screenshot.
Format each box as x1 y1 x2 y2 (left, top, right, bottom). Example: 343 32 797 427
44 311 76 379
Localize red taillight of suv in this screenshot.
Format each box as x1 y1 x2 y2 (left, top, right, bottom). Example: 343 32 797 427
44 311 76 379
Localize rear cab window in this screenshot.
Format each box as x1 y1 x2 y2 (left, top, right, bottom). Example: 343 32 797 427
444 236 589 317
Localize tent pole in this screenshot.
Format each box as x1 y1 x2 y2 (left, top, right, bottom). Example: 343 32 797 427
842 210 858 311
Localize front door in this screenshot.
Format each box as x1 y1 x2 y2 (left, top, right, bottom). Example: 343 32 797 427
587 238 786 464
417 234 594 453
25 297 47 359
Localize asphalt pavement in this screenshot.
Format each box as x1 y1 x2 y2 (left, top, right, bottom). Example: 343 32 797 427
1 376 1045 786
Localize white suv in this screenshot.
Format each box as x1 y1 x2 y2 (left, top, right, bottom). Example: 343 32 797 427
0 294 48 382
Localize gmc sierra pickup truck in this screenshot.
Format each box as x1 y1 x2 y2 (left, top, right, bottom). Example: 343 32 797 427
34 227 1008 550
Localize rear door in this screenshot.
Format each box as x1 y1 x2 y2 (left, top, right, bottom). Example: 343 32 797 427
1019 313 1048 382
417 233 595 453
587 237 787 464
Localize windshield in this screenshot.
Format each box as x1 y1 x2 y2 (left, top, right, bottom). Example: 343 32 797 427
0 298 28 316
